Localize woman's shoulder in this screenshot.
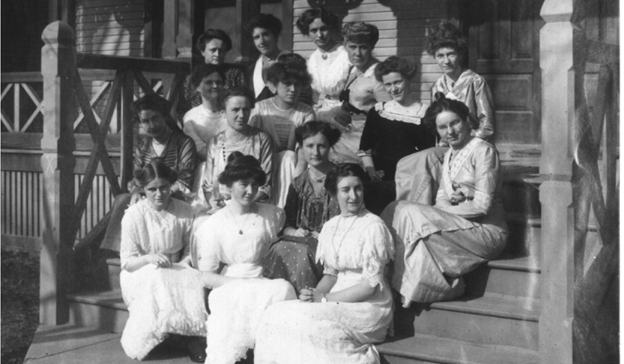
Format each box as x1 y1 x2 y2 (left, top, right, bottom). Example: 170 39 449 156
169 198 195 218
359 209 388 229
294 101 314 113
257 203 285 223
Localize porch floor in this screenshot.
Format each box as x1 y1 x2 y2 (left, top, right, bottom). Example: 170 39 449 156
24 324 190 364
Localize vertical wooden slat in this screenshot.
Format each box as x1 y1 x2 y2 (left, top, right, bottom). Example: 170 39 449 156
2 172 6 234
11 172 16 234
25 172 30 236
14 83 20 132
20 172 26 235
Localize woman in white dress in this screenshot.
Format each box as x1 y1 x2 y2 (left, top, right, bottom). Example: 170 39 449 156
381 94 507 305
119 160 240 362
250 55 316 206
195 155 296 364
255 163 395 364
296 7 351 117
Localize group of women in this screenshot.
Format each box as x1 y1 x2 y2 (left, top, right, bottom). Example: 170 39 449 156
118 7 507 364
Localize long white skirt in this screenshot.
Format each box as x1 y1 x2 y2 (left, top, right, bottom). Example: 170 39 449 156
206 278 296 364
120 264 207 360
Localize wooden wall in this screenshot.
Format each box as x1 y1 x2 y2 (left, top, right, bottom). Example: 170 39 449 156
292 0 451 104
75 0 146 56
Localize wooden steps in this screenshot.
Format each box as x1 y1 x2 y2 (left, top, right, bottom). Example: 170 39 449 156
377 333 539 364
67 289 127 333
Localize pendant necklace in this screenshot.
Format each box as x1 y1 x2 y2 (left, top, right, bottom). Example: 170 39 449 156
230 206 254 235
308 168 326 184
331 210 361 252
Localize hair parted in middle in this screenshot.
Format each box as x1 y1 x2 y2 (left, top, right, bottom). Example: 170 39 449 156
324 163 370 196
264 61 312 88
374 56 418 82
245 13 283 38
217 86 255 110
190 64 226 89
133 158 178 187
423 92 478 132
218 154 267 187
196 29 233 54
342 22 379 47
295 120 341 147
296 7 342 35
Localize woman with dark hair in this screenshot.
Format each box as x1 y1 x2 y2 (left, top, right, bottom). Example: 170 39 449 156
178 29 246 118
195 155 296 364
245 14 291 101
250 54 315 206
263 121 341 293
296 7 351 116
381 93 507 305
203 87 274 210
119 160 239 363
395 20 495 203
256 163 395 364
330 21 392 165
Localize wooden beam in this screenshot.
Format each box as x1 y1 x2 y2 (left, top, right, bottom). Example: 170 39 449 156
76 53 189 74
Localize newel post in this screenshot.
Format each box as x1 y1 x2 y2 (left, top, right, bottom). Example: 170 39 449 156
538 0 579 362
40 21 77 325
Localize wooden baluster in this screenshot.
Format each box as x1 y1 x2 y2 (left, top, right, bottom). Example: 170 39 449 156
120 70 135 192
40 21 76 325
176 0 194 61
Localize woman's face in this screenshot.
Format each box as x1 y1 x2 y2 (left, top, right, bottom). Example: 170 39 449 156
229 177 259 207
138 109 169 140
224 96 252 132
144 177 172 211
345 41 372 68
197 72 224 101
201 38 228 65
335 175 364 215
382 72 410 103
309 18 335 51
302 132 330 167
434 47 462 78
435 110 472 150
275 76 302 106
252 27 279 57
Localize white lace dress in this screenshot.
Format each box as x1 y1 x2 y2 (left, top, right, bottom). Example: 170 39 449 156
255 209 395 364
307 44 351 112
119 199 207 360
195 203 296 364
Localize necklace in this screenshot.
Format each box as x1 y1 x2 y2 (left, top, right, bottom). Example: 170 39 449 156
331 212 361 252
229 206 255 235
308 168 326 183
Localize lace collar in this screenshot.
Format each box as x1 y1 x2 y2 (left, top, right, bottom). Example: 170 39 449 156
375 101 427 125
448 137 481 181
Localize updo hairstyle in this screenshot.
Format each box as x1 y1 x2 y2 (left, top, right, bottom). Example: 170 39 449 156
295 121 341 147
374 56 418 82
342 22 379 47
196 29 233 54
190 64 226 89
426 20 468 57
265 57 312 87
217 86 255 110
218 154 267 187
423 92 478 132
324 163 369 196
246 14 283 38
133 94 181 132
133 158 178 187
296 7 341 35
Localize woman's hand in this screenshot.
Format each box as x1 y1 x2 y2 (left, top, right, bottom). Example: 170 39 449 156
310 231 319 239
146 253 172 268
365 166 384 182
299 287 326 303
291 228 310 237
450 190 467 205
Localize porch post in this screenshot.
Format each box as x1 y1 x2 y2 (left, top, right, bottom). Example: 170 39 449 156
162 0 194 61
39 21 77 325
538 1 577 363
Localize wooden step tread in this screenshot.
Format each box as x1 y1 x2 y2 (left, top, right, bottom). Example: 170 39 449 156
67 290 127 311
429 294 540 322
487 256 541 273
106 258 121 266
378 333 539 364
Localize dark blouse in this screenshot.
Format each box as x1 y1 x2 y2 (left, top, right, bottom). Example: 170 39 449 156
359 105 436 180
283 171 340 233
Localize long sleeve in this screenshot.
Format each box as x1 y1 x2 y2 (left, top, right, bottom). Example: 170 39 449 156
183 119 208 161
176 136 198 190
258 132 275 198
283 184 299 230
195 220 222 273
472 77 495 140
358 107 381 156
120 212 141 270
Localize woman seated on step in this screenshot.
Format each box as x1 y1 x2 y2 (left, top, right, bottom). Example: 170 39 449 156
202 86 275 211
182 64 228 209
249 53 316 207
262 121 342 294
381 94 507 305
119 159 247 363
195 154 296 364
394 20 495 204
255 163 395 364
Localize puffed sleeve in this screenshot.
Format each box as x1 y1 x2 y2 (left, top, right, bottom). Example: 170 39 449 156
316 218 339 277
248 107 261 129
120 210 141 270
175 135 198 191
195 217 222 272
181 211 195 259
473 76 495 140
360 218 395 290
182 114 208 161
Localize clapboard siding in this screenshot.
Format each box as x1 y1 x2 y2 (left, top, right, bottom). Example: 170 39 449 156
292 0 450 104
75 0 145 57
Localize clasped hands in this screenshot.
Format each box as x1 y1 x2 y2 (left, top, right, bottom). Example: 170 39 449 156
299 287 326 303
146 253 192 269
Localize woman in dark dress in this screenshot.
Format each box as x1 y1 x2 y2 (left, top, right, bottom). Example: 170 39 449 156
263 121 342 294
